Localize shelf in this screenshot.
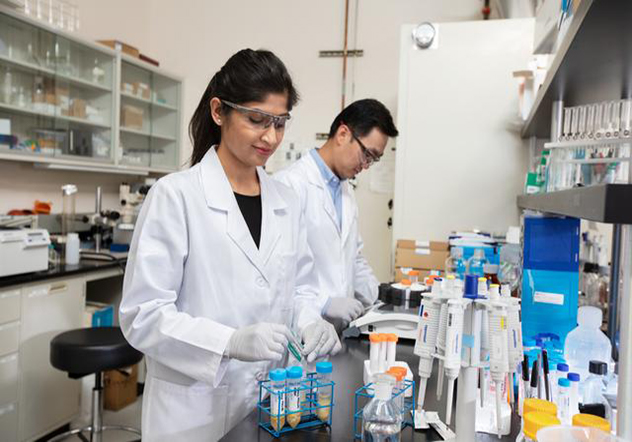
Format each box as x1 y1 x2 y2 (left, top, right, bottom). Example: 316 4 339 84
0 102 111 129
545 137 632 149
0 54 112 92
119 126 176 141
517 184 632 224
521 0 632 138
120 91 177 110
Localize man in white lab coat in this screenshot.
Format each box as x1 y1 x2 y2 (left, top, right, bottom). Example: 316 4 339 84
275 99 399 330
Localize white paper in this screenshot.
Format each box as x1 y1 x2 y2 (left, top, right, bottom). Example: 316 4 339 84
534 291 564 306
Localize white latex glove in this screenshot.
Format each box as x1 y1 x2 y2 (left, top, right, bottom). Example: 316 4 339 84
324 297 364 325
302 320 342 363
225 323 292 362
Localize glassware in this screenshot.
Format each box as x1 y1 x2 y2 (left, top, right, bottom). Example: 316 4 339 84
362 374 401 442
467 249 489 278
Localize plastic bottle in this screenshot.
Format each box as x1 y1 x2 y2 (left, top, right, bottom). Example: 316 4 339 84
286 366 303 428
65 232 80 265
315 361 332 422
499 227 522 294
564 306 612 379
556 378 571 424
362 373 402 441
269 369 287 431
467 249 488 277
583 360 608 404
445 247 466 279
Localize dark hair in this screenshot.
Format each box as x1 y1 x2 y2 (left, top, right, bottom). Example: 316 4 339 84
189 49 299 166
328 98 398 139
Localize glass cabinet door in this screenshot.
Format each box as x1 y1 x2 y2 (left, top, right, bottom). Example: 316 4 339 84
150 73 180 169
0 13 115 162
120 60 152 167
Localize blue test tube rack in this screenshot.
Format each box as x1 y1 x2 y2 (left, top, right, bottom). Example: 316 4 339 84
353 379 416 440
257 372 335 438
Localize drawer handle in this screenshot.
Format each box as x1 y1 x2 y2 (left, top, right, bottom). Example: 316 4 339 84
0 291 19 300
50 283 68 294
0 353 17 365
0 403 16 416
28 283 68 297
0 321 19 332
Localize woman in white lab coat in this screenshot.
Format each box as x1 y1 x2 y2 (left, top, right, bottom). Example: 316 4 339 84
120 49 341 441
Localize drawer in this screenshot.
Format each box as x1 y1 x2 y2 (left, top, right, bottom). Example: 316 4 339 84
0 289 20 325
0 353 18 406
0 322 20 357
0 403 18 442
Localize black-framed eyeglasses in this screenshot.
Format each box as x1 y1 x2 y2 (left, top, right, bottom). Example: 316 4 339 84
221 100 291 131
351 132 381 165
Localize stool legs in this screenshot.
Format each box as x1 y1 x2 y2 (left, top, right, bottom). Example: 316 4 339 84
47 372 141 442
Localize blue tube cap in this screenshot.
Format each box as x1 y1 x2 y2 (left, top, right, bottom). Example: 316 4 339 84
568 372 580 382
269 368 287 381
557 363 569 372
286 366 303 379
464 274 479 297
558 378 570 387
316 361 333 374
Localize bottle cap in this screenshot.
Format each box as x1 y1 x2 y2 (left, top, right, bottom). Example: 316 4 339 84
589 360 607 375
557 378 570 387
523 398 557 416
451 247 463 258
572 414 611 433
523 412 560 441
568 372 580 382
369 333 384 343
269 368 287 381
408 270 420 277
386 367 406 382
557 363 569 372
316 361 333 374
286 366 303 379
384 333 398 343
464 274 479 298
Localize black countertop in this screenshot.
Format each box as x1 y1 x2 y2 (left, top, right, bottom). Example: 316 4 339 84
0 257 126 289
221 337 520 442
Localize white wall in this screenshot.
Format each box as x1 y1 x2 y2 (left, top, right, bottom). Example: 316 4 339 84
0 0 484 279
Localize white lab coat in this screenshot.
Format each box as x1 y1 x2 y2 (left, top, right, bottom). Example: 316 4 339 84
120 147 321 442
274 152 379 309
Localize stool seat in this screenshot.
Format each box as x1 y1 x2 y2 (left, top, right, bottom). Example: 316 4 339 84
50 327 142 376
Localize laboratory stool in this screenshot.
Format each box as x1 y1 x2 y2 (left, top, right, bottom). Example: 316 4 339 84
49 326 143 442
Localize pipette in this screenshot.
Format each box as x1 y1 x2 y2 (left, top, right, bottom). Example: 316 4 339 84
530 360 539 399
414 284 442 411
487 300 509 439
500 284 522 405
443 298 468 426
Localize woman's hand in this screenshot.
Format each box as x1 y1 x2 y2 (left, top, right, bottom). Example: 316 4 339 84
225 323 293 362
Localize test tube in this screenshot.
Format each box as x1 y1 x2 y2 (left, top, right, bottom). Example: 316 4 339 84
557 378 571 424
369 333 381 374
269 369 287 431
385 333 398 369
567 372 580 416
315 361 333 422
286 366 303 428
378 334 387 373
386 367 407 415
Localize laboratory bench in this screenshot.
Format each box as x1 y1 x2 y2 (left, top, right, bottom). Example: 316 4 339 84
220 337 520 442
0 257 126 442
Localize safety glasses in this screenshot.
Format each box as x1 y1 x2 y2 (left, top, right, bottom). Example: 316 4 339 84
221 100 291 131
351 132 381 166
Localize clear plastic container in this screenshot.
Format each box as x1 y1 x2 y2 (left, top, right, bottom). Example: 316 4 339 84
269 368 287 431
556 378 571 425
568 372 580 417
583 360 608 404
467 249 488 278
362 373 402 441
537 425 628 442
445 247 466 279
286 366 303 428
564 306 612 380
315 361 332 422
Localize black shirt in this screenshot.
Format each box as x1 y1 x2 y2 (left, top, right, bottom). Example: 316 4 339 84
234 193 262 248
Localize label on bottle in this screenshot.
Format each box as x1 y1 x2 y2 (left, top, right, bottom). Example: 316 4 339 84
271 390 285 416
287 387 300 412
534 291 564 306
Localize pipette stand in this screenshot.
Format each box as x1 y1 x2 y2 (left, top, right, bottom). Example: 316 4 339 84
455 366 477 442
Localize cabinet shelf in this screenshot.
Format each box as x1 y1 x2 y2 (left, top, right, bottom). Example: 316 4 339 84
0 102 111 129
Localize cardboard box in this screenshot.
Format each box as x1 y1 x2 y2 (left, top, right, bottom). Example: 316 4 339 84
134 82 151 100
396 239 449 252
395 247 449 270
121 105 144 130
70 98 86 119
104 364 138 411
55 85 70 114
98 39 140 58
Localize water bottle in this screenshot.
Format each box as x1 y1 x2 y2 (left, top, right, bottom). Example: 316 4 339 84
467 249 488 278
445 247 466 279
564 307 611 380
362 373 402 441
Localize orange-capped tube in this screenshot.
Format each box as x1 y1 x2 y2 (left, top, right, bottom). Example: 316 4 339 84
369 334 382 373
408 270 420 284
387 367 407 411
386 333 398 368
